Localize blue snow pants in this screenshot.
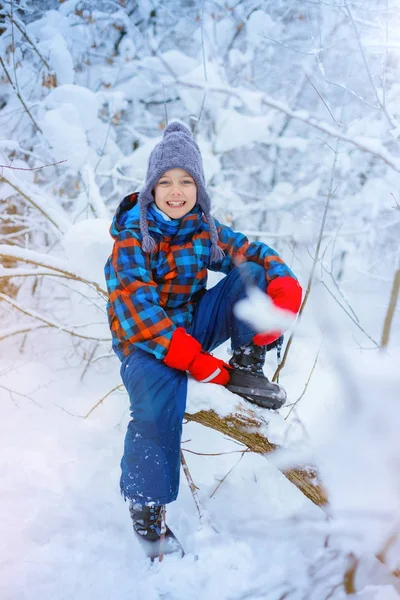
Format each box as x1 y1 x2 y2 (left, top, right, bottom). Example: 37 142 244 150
119 263 267 505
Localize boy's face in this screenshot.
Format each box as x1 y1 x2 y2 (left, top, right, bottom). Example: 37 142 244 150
153 168 197 219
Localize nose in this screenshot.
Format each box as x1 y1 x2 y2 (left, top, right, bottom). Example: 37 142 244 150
170 184 182 196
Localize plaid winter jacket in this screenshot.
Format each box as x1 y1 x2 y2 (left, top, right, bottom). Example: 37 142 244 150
104 193 297 361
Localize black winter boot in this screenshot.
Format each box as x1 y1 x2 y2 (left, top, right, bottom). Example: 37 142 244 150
226 342 286 409
129 502 184 560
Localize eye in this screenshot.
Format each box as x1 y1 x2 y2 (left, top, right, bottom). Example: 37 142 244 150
183 179 194 184
158 180 169 185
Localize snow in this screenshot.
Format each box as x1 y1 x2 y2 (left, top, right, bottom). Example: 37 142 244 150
41 105 91 170
63 217 113 286
27 11 75 85
214 109 274 153
45 85 100 132
233 286 297 334
246 10 277 46
2 322 399 599
2 2 400 598
41 85 102 170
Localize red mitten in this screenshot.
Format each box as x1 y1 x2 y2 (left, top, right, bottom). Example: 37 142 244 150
253 276 302 346
163 328 231 385
188 351 231 385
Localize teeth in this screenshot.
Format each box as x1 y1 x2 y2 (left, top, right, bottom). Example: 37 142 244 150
167 201 185 206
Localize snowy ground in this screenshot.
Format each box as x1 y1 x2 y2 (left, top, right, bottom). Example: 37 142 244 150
1 277 399 600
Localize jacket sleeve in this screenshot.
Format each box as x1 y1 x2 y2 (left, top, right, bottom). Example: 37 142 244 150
105 230 176 360
211 219 297 283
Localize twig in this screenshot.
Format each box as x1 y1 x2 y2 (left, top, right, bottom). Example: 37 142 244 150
260 33 318 56
391 193 400 211
83 384 124 419
158 505 167 563
10 0 19 96
344 2 398 131
284 341 323 420
0 56 42 133
305 74 341 127
193 0 207 135
320 280 379 347
376 532 398 565
0 246 107 297
0 323 49 341
380 267 400 350
5 10 51 69
182 448 249 457
209 450 248 498
343 553 358 594
180 450 203 520
0 292 110 342
0 383 43 408
0 160 67 171
80 342 99 382
0 173 69 234
273 113 343 382
176 78 400 173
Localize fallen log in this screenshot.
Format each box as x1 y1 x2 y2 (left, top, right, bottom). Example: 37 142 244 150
185 408 328 508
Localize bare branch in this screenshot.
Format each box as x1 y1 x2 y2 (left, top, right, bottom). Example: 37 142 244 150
0 56 42 134
305 74 341 127
0 292 110 342
0 173 70 234
380 267 400 350
0 159 67 171
320 279 379 347
176 78 400 173
0 383 43 408
284 341 323 420
0 323 49 341
210 450 247 498
343 553 358 595
83 384 124 419
273 93 346 382
344 1 398 131
185 409 327 507
0 246 107 297
5 10 51 70
180 451 202 519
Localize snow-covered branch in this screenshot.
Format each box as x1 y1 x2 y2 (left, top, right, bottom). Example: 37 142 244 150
0 245 107 297
177 78 400 173
0 172 70 234
0 292 110 342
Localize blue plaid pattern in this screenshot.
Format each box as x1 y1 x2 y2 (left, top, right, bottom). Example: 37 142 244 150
104 194 296 361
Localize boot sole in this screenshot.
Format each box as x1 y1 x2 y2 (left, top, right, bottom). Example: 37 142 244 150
226 384 286 410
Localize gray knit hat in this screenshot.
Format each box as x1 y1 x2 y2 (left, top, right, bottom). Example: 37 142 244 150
138 121 224 264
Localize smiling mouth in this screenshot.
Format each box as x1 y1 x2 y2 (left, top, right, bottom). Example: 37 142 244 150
167 201 185 207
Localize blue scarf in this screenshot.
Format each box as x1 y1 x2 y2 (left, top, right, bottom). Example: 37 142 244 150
147 202 203 241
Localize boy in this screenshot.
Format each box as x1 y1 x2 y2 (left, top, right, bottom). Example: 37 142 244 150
105 122 302 557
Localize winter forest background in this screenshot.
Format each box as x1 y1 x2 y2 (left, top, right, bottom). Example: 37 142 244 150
1 1 400 599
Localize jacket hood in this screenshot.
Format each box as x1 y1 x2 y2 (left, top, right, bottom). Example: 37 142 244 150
110 193 153 239
109 192 205 243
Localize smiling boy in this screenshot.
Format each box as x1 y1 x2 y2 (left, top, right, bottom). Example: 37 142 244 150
104 122 302 557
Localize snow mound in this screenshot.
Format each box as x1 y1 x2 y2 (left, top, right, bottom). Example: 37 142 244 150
64 218 112 286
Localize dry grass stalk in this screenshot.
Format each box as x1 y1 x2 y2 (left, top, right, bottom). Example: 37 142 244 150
380 268 400 350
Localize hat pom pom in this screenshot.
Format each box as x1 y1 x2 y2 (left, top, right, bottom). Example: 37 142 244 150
163 121 192 138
